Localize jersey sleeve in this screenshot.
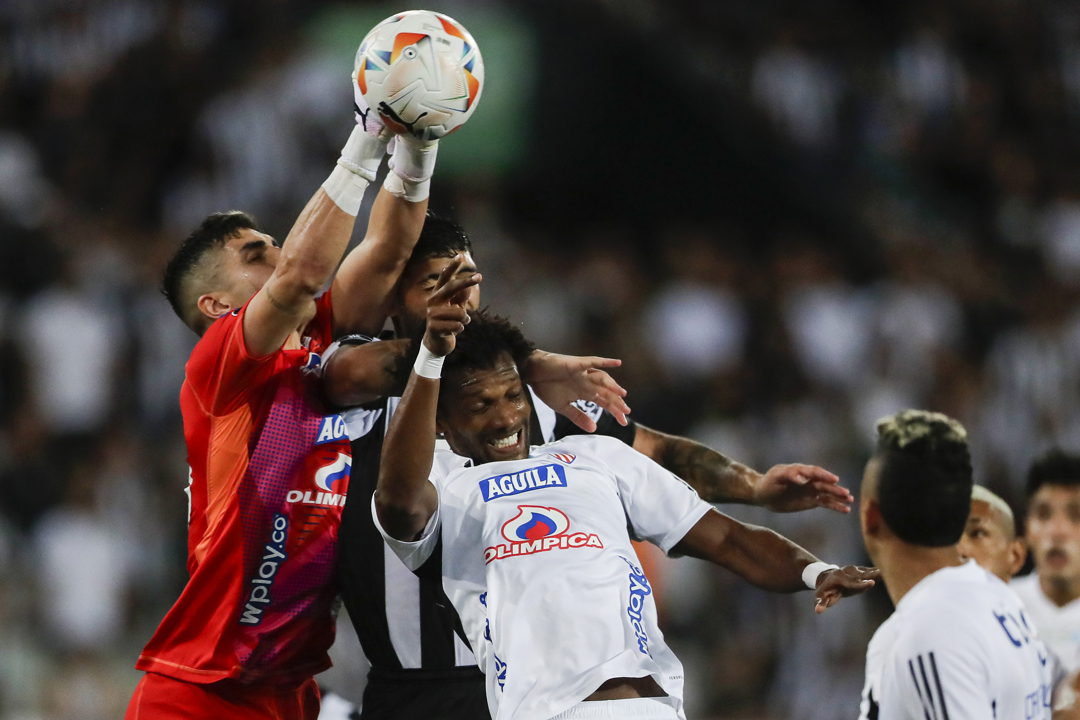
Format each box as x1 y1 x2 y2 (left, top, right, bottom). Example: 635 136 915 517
304 290 336 353
370 490 441 572
185 303 281 415
878 616 993 720
584 436 711 554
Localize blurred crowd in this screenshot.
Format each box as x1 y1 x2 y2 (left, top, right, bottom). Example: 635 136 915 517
0 0 1079 718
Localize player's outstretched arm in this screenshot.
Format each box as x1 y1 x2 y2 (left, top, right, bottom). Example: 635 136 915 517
322 340 629 426
633 425 853 513
244 120 385 358
375 258 480 541
671 509 878 611
523 352 631 431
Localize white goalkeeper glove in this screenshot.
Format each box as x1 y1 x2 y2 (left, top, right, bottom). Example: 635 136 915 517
321 71 392 216
384 134 438 202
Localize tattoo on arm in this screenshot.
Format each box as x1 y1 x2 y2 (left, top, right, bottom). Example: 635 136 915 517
655 432 759 504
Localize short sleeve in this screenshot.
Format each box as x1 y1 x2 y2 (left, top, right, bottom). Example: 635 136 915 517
185 303 280 415
303 290 336 354
878 617 992 720
579 436 712 554
371 491 442 571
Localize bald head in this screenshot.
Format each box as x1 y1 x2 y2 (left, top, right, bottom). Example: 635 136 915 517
958 486 1026 582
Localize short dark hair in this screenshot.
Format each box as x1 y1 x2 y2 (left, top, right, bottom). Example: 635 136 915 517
162 211 259 332
434 309 535 403
404 213 473 276
873 410 973 547
1026 450 1080 499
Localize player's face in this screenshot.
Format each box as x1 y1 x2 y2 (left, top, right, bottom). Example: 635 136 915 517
397 252 480 337
958 500 1026 583
437 354 531 465
220 229 281 306
1027 484 1080 585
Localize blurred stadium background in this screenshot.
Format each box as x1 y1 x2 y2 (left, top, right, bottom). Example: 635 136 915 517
1 0 1079 717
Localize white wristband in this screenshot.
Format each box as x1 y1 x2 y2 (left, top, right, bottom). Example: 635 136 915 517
802 561 839 590
413 344 445 380
388 136 439 183
339 124 387 183
383 172 430 202
322 164 370 216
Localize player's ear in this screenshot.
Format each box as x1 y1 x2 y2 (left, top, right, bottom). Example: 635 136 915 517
1007 538 1027 578
197 292 233 321
862 497 884 537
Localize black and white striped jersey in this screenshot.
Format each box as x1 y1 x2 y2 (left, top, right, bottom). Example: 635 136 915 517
333 337 636 674
872 561 1052 720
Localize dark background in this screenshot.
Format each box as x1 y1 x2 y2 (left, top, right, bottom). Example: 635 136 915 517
0 0 1077 717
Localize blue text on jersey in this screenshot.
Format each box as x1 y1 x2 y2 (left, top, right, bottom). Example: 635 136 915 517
315 415 348 445
479 463 567 502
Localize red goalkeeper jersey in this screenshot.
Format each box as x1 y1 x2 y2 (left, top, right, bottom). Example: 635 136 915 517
137 293 351 686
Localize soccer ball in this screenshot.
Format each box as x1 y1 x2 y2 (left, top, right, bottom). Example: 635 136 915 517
354 11 485 142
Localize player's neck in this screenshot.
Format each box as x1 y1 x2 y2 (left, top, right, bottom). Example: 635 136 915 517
879 541 964 607
1038 573 1080 608
284 328 303 350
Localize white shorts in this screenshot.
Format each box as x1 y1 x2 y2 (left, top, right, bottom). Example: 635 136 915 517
548 697 680 719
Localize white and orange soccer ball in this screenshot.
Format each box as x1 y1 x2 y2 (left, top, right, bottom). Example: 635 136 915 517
354 10 485 142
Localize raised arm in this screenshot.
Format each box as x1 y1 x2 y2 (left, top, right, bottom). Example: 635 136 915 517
244 124 384 358
672 510 879 612
374 258 480 541
323 338 631 426
633 424 853 513
329 76 438 337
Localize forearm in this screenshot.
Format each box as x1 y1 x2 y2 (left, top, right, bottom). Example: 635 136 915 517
272 189 357 306
332 188 428 336
675 511 817 593
375 369 440 540
636 425 760 504
323 339 412 408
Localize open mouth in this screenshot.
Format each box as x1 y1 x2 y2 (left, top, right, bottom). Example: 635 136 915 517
487 428 524 453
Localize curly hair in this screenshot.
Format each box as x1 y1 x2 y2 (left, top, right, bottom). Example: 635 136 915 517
873 409 973 547
405 309 535 405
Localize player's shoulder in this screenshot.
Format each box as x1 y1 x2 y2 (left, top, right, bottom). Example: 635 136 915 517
548 433 634 460
185 309 242 377
867 612 902 658
891 564 1013 652
430 448 477 489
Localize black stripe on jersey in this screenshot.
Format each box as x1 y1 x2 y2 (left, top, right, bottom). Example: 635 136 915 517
928 653 950 720
416 535 461 668
339 399 402 669
867 690 878 720
907 652 949 720
339 396 474 672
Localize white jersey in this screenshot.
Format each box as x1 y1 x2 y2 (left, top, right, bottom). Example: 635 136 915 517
1012 573 1080 673
859 613 900 720
374 435 713 720
877 562 1053 720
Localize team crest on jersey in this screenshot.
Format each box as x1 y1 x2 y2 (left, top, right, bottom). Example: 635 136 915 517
484 505 603 564
479 463 567 502
286 452 350 508
549 452 575 464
